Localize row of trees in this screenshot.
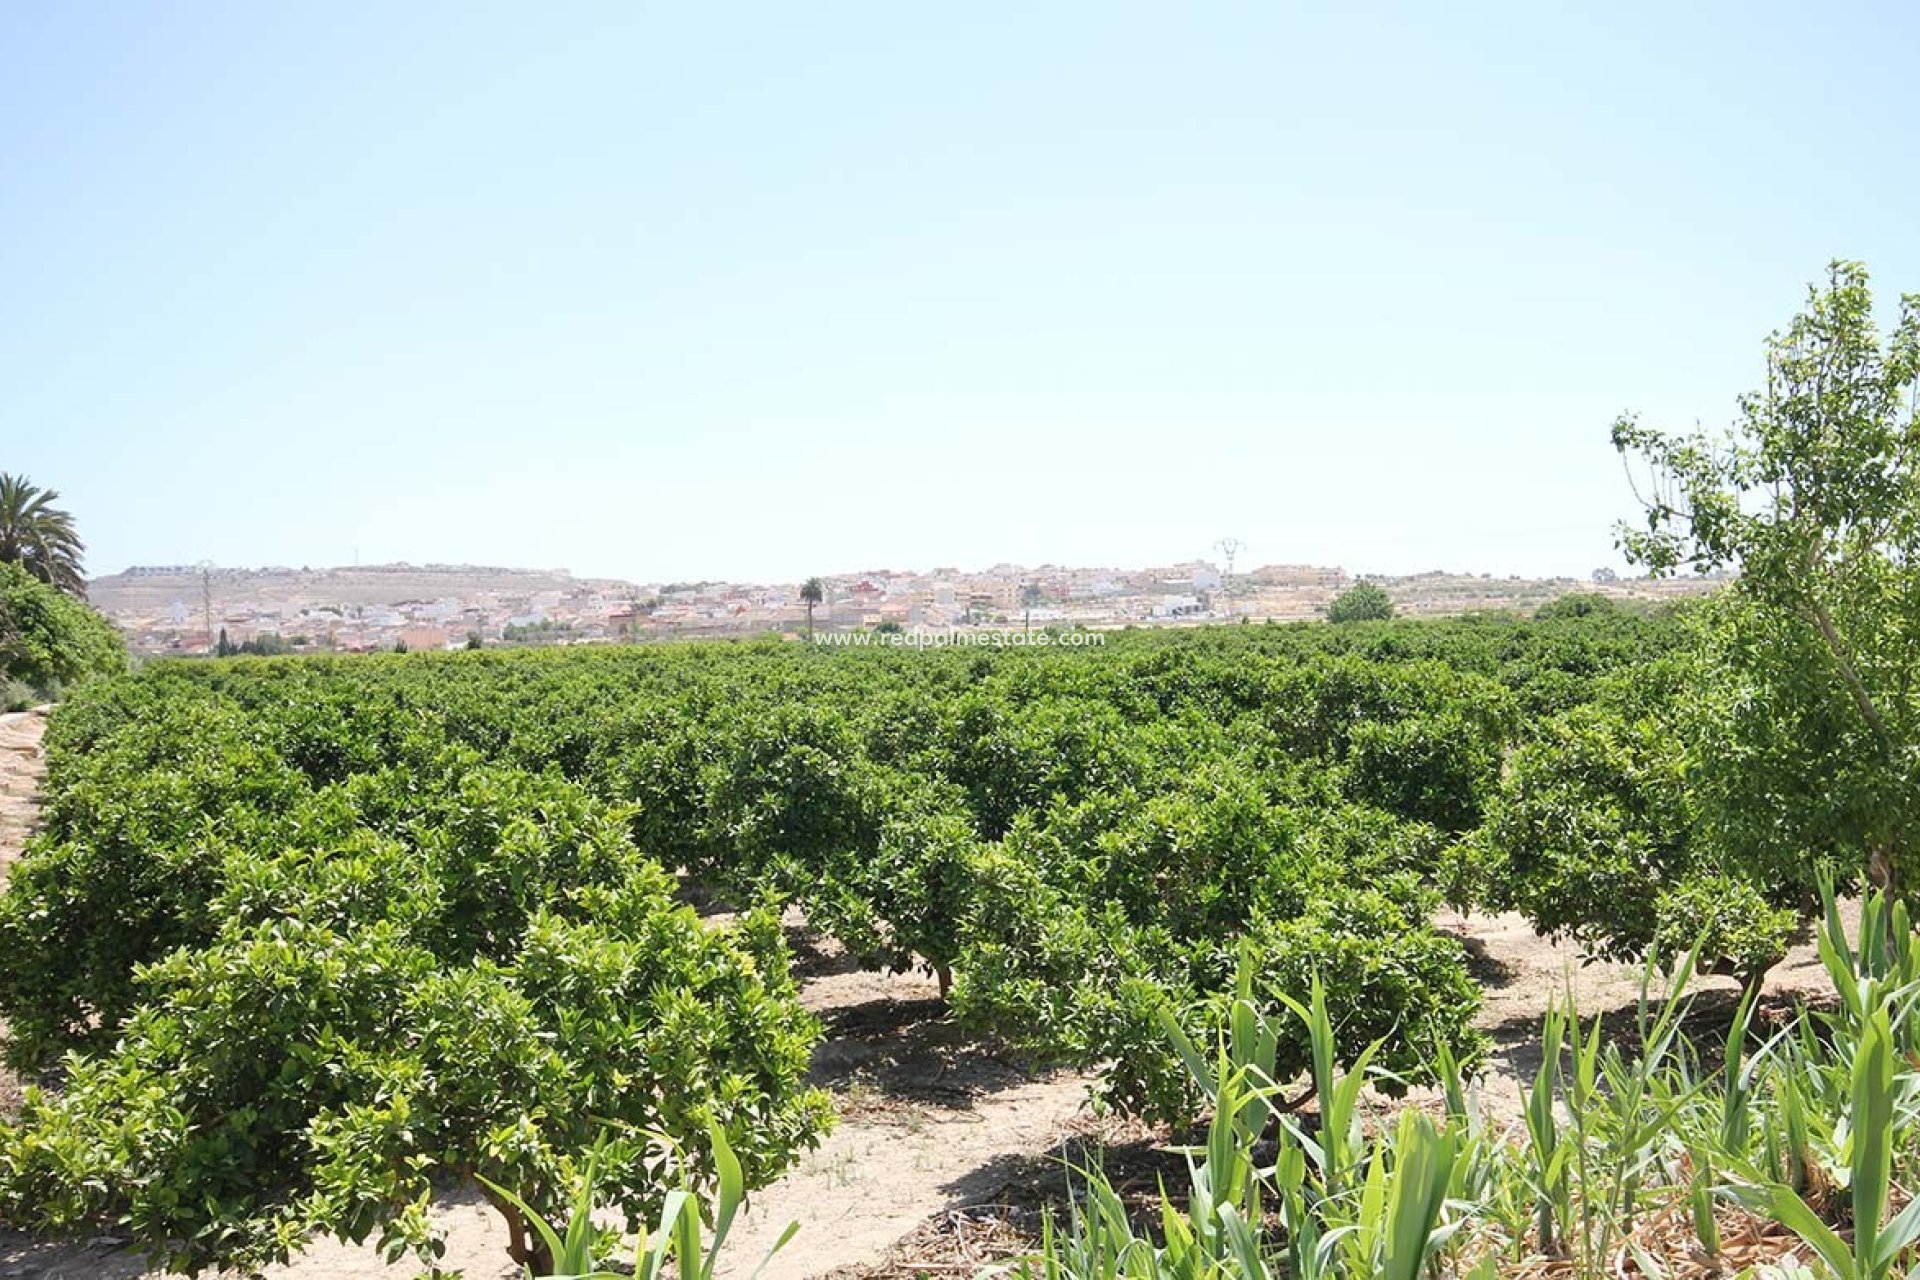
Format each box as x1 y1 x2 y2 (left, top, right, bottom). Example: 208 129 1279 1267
0 602 1681 1274
0 597 1695 1272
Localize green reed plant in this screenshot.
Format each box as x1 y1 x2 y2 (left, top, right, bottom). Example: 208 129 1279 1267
1732 1007 1920 1280
482 1124 798 1280
1021 877 1920 1280
1717 879 1920 1280
1024 973 1476 1280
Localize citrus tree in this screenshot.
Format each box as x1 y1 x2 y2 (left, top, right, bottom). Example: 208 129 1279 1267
0 716 831 1276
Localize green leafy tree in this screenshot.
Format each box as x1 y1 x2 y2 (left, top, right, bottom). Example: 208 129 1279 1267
799 577 824 641
0 474 87 596
1326 581 1395 623
1343 706 1504 832
1534 592 1619 621
0 765 830 1275
0 562 125 696
1614 260 1920 896
1469 697 1795 985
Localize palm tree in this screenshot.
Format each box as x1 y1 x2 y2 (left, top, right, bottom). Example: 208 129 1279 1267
0 474 87 596
1020 582 1044 635
799 577 824 640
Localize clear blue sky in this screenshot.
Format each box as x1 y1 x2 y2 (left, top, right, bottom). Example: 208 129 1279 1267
4 2 1916 583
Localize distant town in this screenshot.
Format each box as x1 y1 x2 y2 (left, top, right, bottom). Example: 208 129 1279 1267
88 559 1729 656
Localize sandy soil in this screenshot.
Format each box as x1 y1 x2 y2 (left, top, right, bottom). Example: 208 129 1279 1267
711 948 1094 1280
0 706 1847 1278
0 712 43 868
0 707 49 1121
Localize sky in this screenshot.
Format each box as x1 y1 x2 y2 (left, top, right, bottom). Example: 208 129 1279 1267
3 2 1917 585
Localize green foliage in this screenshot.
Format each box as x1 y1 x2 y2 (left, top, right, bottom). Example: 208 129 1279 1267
1343 706 1504 832
1024 880 1920 1280
0 473 87 596
1022 972 1474 1280
954 851 1483 1121
0 560 125 696
1474 702 1690 960
0 677 34 711
1649 873 1796 984
1471 687 1800 980
1241 891 1484 1089
1326 580 1395 623
2 898 827 1273
1533 592 1620 621
0 610 1702 1269
483 1123 800 1279
501 617 575 645
1615 260 1920 898
0 722 830 1274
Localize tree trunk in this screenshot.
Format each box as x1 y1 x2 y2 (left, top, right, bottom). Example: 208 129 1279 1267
936 962 952 1001
480 1182 552 1275
1868 836 1898 897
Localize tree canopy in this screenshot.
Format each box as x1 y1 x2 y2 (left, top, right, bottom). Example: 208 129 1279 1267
1326 581 1395 623
0 562 125 700
1614 259 1920 896
0 474 87 597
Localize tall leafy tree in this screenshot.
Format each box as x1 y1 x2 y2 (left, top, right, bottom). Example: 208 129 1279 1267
1614 260 1920 895
1327 581 1394 623
0 474 87 597
799 576 824 640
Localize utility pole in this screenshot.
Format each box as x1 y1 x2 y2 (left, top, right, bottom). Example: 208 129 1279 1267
1213 537 1244 598
198 560 215 654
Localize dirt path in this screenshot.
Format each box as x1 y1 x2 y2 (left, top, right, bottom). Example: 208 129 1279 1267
712 950 1094 1280
0 707 50 1122
0 708 47 885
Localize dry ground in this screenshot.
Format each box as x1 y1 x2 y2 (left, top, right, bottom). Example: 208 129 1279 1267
0 708 49 1120
0 708 1845 1279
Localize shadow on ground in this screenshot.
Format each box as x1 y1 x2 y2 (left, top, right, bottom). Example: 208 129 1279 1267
808 994 1045 1110
1481 983 1830 1099
830 1116 1176 1279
